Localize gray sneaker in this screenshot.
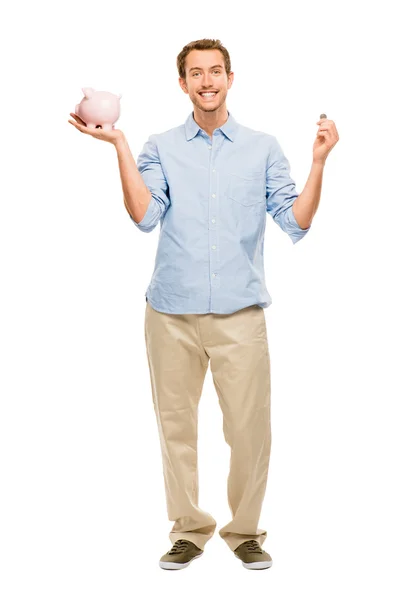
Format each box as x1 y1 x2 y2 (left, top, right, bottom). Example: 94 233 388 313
234 540 273 569
159 539 204 570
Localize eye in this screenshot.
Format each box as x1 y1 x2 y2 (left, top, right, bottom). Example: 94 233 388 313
192 70 221 76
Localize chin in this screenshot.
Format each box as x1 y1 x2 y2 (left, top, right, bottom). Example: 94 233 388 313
194 99 223 112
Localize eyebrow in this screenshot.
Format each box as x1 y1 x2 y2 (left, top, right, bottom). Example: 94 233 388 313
188 64 223 72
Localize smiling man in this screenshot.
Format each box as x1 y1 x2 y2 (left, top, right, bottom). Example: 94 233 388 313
69 37 339 571
180 49 232 135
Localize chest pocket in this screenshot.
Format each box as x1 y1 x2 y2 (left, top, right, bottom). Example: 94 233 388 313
228 170 265 206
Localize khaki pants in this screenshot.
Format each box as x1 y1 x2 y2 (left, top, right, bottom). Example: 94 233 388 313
144 300 272 552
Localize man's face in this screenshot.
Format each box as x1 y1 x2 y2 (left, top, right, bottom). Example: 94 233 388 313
179 49 233 113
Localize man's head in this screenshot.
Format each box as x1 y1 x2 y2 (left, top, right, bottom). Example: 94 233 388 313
177 39 233 114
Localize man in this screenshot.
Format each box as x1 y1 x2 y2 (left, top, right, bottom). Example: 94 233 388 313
68 38 339 571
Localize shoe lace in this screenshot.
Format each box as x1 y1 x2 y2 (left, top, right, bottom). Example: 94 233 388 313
168 539 190 555
243 540 263 554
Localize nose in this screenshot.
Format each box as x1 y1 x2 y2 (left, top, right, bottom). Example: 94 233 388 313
203 73 213 87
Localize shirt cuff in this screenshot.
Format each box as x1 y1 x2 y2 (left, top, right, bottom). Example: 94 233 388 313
286 203 311 244
129 195 157 231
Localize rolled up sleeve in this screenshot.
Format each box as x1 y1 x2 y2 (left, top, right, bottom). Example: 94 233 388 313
129 134 170 233
266 136 311 244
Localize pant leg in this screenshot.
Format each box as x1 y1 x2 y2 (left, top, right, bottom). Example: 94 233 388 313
199 304 272 552
144 301 217 550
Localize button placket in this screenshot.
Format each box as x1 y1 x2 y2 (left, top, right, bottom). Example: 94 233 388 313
209 145 219 290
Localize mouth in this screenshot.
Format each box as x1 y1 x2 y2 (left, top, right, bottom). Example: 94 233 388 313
198 91 218 100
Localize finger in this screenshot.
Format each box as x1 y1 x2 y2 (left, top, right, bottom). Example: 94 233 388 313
68 119 90 134
317 130 331 140
318 120 335 130
70 112 87 126
68 118 82 128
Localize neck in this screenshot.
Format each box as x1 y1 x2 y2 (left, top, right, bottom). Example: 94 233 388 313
192 105 229 138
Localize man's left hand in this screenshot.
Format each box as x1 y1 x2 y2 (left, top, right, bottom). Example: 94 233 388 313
313 118 339 165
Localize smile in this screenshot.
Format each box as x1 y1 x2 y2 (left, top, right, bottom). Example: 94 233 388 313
199 92 218 99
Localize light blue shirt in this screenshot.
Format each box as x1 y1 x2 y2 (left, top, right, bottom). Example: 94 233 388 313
130 110 311 314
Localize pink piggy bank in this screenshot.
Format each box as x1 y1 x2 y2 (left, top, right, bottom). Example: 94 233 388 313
75 87 122 130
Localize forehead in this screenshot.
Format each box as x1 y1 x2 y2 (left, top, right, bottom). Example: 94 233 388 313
185 49 224 68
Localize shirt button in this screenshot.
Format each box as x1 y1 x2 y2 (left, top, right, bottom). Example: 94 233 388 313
208 145 212 149
211 193 216 198
212 245 216 249
212 273 216 277
211 218 216 223
212 169 216 172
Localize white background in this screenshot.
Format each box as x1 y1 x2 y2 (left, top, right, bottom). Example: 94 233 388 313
1 0 410 598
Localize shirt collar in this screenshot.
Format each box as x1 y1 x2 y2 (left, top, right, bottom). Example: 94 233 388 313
184 110 238 142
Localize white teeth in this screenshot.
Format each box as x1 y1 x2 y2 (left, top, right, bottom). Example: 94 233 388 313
200 92 216 97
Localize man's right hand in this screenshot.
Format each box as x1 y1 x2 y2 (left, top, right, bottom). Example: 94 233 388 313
68 112 124 146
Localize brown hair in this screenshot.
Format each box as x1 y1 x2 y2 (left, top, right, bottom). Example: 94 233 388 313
177 38 231 81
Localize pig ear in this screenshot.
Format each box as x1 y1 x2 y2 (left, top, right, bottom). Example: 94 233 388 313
82 87 95 98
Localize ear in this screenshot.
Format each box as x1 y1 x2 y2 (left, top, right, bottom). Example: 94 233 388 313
82 87 95 98
178 77 188 93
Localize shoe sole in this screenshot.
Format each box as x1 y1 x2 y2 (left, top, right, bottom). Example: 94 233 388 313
234 554 273 569
242 560 272 569
159 552 203 570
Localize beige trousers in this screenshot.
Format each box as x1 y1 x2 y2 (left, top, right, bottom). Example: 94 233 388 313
144 300 272 552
